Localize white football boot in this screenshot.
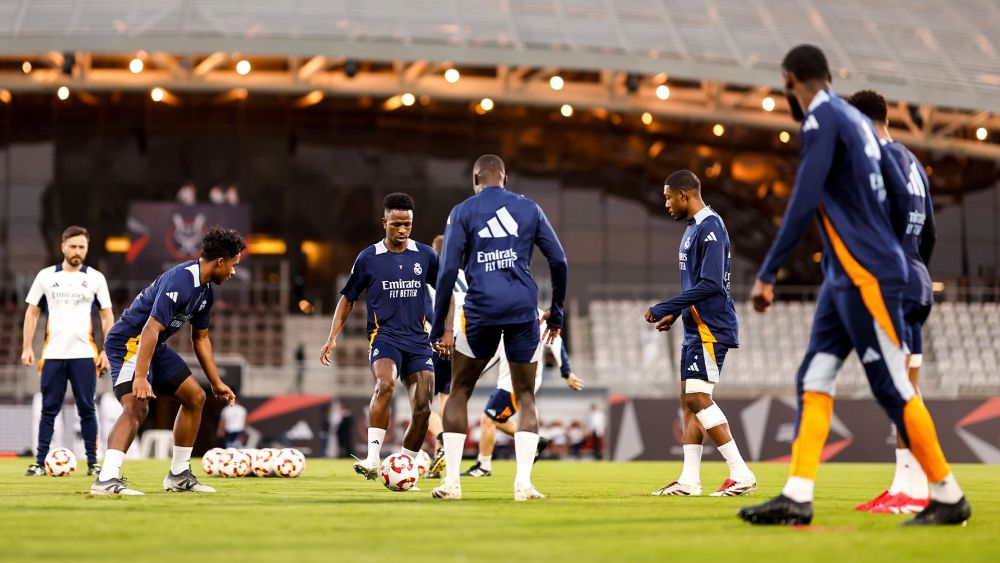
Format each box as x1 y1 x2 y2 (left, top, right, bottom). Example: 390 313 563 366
651 480 702 496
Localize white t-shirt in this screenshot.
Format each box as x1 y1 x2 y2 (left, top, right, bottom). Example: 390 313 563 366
426 269 467 332
221 404 248 433
25 264 111 360
492 309 563 394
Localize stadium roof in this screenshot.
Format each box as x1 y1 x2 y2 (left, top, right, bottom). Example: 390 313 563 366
0 0 997 158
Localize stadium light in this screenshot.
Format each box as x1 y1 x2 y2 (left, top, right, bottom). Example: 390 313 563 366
236 59 251 76
550 75 564 91
976 127 988 141
150 87 165 102
656 84 670 100
479 97 494 112
129 57 144 74
0 90 11 104
713 123 725 137
762 96 776 112
105 236 130 253
641 112 653 125
21 61 31 74
57 86 70 101
401 93 416 107
444 68 460 83
560 104 573 117
779 131 791 143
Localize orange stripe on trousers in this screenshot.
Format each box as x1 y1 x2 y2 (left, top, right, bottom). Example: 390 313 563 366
903 397 951 482
790 391 833 480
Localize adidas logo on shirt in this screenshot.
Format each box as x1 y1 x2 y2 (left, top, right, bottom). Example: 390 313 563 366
688 363 699 372
477 207 519 238
166 292 179 302
861 347 881 364
802 114 820 132
704 232 718 242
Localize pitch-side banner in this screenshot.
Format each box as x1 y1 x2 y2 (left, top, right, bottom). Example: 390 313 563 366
126 202 250 278
608 396 1000 463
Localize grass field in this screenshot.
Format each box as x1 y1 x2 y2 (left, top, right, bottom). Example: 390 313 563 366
0 458 995 562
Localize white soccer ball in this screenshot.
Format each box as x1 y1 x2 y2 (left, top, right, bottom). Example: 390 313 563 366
415 450 431 477
219 448 251 477
380 453 418 492
44 447 77 477
273 448 305 478
251 448 278 477
201 447 226 476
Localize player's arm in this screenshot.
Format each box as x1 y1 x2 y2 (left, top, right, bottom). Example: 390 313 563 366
648 237 727 323
132 317 166 400
431 211 466 344
535 205 569 344
919 172 936 265
549 336 583 390
20 304 42 366
753 108 836 311
95 272 114 372
881 147 911 241
191 327 235 405
320 296 355 365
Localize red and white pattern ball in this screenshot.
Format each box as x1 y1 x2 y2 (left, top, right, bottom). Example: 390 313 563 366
201 448 226 476
273 448 305 478
251 448 278 477
380 453 418 492
44 447 77 477
415 450 431 477
219 448 251 477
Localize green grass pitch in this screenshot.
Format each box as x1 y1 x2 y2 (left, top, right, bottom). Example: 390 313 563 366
1 458 995 562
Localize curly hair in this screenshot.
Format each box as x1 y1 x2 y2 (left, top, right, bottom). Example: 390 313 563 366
383 192 415 212
846 89 888 124
201 227 246 260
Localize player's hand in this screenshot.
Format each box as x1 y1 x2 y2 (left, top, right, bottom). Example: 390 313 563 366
20 348 35 366
538 309 562 345
96 350 110 372
212 383 236 406
132 378 156 401
655 314 676 332
433 329 454 359
565 372 585 391
751 278 775 313
644 308 656 323
319 339 337 366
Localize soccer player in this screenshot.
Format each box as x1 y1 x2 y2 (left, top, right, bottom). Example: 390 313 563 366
91 227 242 495
429 154 568 501
22 226 114 477
462 310 584 477
320 193 439 480
847 89 936 514
739 45 969 526
644 171 757 497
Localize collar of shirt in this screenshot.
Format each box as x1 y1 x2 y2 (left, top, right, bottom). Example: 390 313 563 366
689 206 715 225
185 261 202 287
480 185 504 192
375 239 418 255
808 88 832 113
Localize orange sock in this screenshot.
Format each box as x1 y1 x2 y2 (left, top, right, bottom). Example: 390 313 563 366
789 391 834 480
903 397 951 482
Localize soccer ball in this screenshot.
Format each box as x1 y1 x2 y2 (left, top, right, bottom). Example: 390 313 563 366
415 450 431 477
201 448 226 476
45 447 77 477
380 453 418 492
251 448 278 477
273 448 305 478
218 448 251 477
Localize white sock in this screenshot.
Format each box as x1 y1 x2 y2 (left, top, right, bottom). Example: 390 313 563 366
367 427 386 463
99 449 125 481
478 454 493 471
678 444 703 486
904 449 929 499
782 476 815 503
717 440 753 481
513 431 539 486
888 448 908 495
170 446 193 475
401 447 418 459
442 432 466 485
929 472 963 504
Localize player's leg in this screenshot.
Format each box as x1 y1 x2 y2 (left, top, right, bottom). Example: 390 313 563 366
464 399 507 477
355 346 401 480
163 373 215 492
504 321 545 500
30 360 69 476
399 365 434 457
740 284 851 524
66 358 100 474
93 342 149 495
426 354 451 477
838 287 968 525
652 372 705 496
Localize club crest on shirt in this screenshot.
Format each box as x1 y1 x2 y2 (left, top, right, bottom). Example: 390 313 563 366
413 262 422 276
683 237 692 250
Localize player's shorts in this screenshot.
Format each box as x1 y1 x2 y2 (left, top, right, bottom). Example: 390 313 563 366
680 343 729 383
456 319 540 364
369 337 434 379
106 335 191 400
484 389 517 423
902 300 932 356
433 355 452 395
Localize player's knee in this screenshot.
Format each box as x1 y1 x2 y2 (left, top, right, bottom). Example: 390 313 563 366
124 400 149 421
186 386 206 410
375 377 395 397
684 393 712 413
412 398 431 421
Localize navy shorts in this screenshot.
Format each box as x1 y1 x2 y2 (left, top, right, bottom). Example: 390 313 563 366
680 343 729 383
484 389 517 423
456 319 540 364
106 335 192 400
369 337 434 379
433 356 452 395
902 300 932 356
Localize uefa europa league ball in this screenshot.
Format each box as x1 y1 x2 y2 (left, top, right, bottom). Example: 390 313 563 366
251 448 278 477
201 448 226 476
380 453 418 492
45 447 77 477
273 448 305 478
219 448 251 477
415 450 431 477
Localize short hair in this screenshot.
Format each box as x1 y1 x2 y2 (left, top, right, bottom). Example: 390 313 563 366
383 192 415 212
782 44 831 82
61 226 89 242
473 154 505 178
432 234 444 252
846 89 888 123
665 170 701 193
201 227 246 260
